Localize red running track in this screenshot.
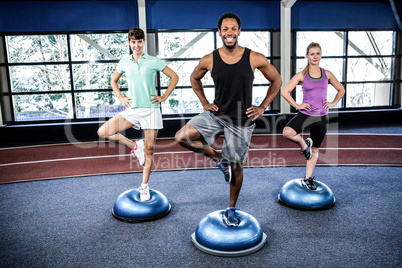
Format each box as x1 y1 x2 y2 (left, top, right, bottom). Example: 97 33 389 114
1 134 401 183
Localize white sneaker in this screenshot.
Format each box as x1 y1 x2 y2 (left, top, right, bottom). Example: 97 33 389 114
140 184 150 202
131 139 145 166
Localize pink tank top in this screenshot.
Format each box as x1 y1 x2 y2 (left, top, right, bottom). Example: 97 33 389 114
300 68 328 116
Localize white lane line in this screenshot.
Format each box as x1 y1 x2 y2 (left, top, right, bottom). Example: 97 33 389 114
1 133 401 151
1 147 401 167
0 154 127 167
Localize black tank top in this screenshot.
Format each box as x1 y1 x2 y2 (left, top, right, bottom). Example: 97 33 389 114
211 48 254 127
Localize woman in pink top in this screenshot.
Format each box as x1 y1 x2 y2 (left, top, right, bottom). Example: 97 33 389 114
281 42 345 190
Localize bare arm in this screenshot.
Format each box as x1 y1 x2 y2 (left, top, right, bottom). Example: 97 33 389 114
246 52 282 120
151 66 179 104
280 71 310 111
190 53 218 111
110 71 132 108
324 70 345 110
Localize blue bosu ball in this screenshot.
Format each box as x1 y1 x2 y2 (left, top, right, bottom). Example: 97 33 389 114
278 178 336 210
112 188 171 222
191 210 267 257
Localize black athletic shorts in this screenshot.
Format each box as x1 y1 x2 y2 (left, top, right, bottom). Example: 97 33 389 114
285 112 329 147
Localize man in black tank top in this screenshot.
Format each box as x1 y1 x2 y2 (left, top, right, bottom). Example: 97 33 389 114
211 47 254 127
175 13 282 226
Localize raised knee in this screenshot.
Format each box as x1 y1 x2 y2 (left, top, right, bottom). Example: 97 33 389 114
282 128 293 139
175 130 185 144
97 127 106 138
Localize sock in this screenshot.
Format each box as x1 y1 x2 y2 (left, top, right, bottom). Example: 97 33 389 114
141 183 148 188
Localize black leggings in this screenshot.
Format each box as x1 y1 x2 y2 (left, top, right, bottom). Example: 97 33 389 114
285 112 329 147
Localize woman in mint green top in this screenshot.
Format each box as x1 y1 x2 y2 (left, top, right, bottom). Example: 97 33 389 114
116 53 166 108
98 28 179 201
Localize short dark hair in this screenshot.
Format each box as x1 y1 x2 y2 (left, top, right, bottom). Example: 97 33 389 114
128 27 145 40
218 13 241 30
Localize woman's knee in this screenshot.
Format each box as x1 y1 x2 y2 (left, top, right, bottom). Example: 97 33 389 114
311 147 320 157
144 142 155 156
282 127 295 139
97 126 106 138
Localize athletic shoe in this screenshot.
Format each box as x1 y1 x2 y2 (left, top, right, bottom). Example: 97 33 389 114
131 139 145 166
223 207 239 227
300 138 313 160
216 158 232 183
302 176 317 190
140 184 150 202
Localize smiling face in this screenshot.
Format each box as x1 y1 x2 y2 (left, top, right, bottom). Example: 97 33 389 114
128 37 145 56
218 18 241 50
306 46 322 66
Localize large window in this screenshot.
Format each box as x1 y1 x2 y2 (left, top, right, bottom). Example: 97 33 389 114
158 30 273 115
4 33 128 122
295 31 396 109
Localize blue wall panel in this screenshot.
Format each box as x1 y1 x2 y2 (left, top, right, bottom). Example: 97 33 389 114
146 0 280 30
0 1 398 32
0 1 138 33
292 1 398 30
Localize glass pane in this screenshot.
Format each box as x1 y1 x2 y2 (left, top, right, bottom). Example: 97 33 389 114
347 57 392 82
161 87 214 114
296 31 344 56
348 31 393 56
70 33 128 61
10 65 70 92
161 60 213 87
295 84 342 108
254 68 271 85
7 35 68 63
13 93 73 121
158 32 214 58
327 85 343 108
73 63 125 90
216 31 270 57
296 58 343 82
295 85 302 104
252 86 271 110
346 83 390 107
75 92 125 118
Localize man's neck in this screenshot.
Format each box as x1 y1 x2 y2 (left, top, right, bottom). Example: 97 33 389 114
220 45 243 55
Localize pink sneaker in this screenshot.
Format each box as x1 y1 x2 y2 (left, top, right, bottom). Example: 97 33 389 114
131 139 145 166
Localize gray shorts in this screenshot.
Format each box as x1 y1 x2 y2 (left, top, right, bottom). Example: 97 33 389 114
188 111 255 164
